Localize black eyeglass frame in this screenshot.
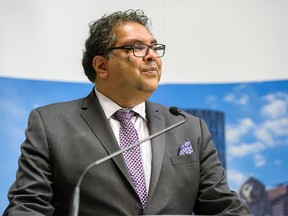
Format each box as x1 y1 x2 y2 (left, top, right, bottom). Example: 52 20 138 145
108 44 166 58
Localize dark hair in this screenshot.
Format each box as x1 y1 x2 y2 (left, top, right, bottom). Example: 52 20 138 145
82 9 151 82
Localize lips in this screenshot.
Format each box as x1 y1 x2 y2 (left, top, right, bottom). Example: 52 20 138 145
142 67 157 73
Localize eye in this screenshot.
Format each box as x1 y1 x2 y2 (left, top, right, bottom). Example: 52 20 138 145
154 44 165 51
133 44 146 51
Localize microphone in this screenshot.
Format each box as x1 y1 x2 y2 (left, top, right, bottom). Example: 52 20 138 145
69 106 187 216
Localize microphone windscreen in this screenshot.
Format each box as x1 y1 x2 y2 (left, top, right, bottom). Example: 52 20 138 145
169 106 181 116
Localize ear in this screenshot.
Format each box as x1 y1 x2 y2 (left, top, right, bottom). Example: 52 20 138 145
92 55 108 79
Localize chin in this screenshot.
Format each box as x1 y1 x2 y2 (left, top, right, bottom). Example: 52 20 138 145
138 79 159 93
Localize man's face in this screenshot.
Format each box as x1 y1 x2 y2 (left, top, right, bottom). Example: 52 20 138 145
104 22 162 100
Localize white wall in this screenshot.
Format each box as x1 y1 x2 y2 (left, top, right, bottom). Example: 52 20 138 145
0 0 287 83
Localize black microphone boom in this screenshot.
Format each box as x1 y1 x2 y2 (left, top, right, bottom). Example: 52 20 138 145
69 106 187 216
169 106 182 116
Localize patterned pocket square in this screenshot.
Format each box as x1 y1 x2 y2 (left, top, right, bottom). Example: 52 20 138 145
178 139 193 156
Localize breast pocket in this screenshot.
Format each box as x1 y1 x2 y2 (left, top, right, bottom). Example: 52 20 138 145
170 153 199 166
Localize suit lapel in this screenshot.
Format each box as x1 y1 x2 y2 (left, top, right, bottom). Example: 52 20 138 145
79 91 167 200
80 90 134 188
145 102 166 199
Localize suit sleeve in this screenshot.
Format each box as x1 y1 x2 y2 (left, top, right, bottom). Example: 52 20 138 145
193 119 252 215
3 109 55 216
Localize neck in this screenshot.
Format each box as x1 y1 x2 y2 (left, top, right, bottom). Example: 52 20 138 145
112 92 151 108
96 87 151 108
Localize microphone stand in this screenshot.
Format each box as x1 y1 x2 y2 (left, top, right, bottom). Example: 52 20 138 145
69 107 187 216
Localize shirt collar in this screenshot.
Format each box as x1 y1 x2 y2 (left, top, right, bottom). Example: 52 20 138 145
94 87 147 121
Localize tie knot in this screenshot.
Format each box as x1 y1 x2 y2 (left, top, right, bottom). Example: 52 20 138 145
113 109 137 122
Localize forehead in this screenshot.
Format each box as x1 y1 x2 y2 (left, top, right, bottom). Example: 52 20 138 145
113 22 156 45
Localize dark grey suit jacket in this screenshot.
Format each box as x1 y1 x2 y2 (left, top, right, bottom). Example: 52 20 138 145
4 90 252 215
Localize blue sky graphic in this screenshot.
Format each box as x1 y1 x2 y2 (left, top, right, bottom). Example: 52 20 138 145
1 77 287 212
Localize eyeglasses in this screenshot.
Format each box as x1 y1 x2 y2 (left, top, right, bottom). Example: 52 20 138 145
108 44 165 58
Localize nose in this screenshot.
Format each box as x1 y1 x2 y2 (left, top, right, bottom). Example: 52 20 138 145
143 48 157 62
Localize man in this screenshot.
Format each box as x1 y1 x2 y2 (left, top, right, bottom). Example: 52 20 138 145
4 9 252 215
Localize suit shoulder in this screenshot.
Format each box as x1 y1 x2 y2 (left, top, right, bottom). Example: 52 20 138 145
146 100 200 122
36 97 84 112
28 95 90 123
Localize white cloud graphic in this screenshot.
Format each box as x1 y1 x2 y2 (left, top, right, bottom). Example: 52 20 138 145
226 118 255 144
254 127 275 146
262 92 288 102
261 99 287 119
224 93 249 105
263 117 288 137
261 92 288 119
227 92 288 162
227 169 247 191
256 92 288 147
228 142 266 157
254 154 266 167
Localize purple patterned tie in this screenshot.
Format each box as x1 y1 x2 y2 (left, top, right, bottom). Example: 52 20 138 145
113 109 148 210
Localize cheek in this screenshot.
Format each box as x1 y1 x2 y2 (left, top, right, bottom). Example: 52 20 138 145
158 58 163 66
120 55 138 69
157 59 163 76
156 58 163 69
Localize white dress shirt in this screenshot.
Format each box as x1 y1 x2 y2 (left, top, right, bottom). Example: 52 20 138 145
95 88 152 191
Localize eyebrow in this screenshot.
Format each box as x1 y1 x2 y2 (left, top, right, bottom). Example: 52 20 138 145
120 39 158 45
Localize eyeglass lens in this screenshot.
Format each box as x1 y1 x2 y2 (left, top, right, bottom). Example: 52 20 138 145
133 44 165 57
